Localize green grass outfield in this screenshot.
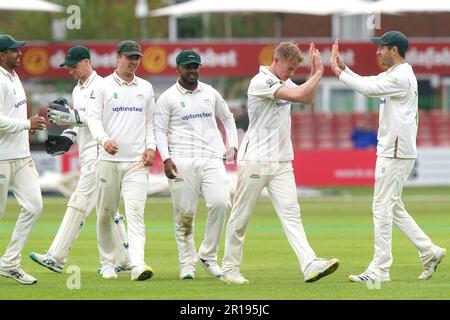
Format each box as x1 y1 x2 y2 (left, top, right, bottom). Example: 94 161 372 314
0 187 449 300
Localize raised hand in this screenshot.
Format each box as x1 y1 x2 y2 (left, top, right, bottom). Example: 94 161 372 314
313 49 324 77
309 42 316 77
331 39 343 77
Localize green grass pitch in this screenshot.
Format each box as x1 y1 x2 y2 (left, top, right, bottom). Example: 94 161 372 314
0 187 449 300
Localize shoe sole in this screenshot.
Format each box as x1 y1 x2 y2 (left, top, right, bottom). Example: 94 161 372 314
348 275 391 283
0 271 37 285
29 253 63 273
305 259 340 283
133 269 153 281
220 277 249 285
28 253 62 273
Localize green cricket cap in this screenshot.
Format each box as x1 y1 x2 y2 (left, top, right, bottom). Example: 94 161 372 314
0 35 26 52
60 46 90 67
117 40 143 57
372 31 409 51
176 50 202 66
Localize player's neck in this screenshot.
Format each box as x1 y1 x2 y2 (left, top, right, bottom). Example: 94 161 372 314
178 78 197 91
116 70 134 83
268 65 278 79
0 62 15 76
388 57 405 68
79 68 94 85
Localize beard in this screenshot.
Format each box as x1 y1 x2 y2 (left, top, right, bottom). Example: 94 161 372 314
182 74 198 85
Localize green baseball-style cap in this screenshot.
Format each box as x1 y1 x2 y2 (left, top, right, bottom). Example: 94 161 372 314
0 35 26 52
60 46 90 67
176 50 202 66
372 31 409 51
117 40 143 57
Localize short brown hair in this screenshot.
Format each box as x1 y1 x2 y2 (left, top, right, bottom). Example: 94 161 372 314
275 42 304 64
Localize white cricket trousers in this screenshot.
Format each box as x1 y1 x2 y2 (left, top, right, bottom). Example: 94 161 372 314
222 161 317 274
367 156 434 276
48 159 128 265
168 157 230 273
0 157 42 269
96 160 148 268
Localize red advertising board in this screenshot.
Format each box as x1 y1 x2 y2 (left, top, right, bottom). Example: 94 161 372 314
293 150 377 186
17 41 450 79
61 149 376 186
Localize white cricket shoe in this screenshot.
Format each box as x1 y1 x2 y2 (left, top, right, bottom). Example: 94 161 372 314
220 269 249 285
349 271 390 283
101 265 118 279
29 252 63 273
0 266 37 285
304 258 340 283
198 258 222 278
97 264 132 274
418 247 446 280
131 265 153 281
180 270 195 280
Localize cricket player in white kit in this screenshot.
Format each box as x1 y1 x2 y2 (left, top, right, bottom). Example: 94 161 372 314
88 40 155 281
221 42 340 285
154 50 238 280
29 46 129 276
0 35 47 285
331 31 446 282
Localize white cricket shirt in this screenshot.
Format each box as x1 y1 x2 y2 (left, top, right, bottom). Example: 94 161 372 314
0 66 31 161
71 70 101 163
340 63 418 158
154 80 238 162
238 66 296 162
88 71 156 161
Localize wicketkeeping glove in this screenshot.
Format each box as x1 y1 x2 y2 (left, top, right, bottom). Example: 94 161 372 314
47 98 85 126
44 130 77 156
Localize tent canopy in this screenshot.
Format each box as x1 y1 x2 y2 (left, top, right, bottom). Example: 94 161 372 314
149 0 370 17
0 0 63 13
344 0 450 15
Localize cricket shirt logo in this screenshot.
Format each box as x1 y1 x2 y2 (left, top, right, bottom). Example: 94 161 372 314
0 172 6 179
249 173 260 179
180 101 186 108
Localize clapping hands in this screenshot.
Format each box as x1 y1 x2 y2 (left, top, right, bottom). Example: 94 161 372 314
309 42 324 78
331 39 346 77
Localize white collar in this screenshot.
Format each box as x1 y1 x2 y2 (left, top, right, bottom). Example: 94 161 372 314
0 65 18 82
78 70 98 89
259 66 285 84
175 79 202 94
112 71 137 86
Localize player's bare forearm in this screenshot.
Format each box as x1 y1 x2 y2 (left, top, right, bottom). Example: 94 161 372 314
297 68 323 104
